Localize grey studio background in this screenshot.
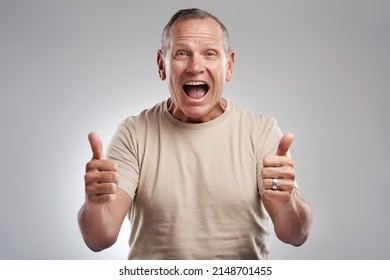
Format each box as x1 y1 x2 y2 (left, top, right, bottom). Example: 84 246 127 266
1 0 389 259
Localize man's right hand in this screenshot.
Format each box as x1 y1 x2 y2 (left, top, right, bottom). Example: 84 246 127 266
84 132 118 206
79 132 131 251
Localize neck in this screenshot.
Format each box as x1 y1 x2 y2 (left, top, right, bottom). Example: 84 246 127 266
168 98 227 123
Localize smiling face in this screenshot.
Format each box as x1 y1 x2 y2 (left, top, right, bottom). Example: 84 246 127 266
157 18 235 123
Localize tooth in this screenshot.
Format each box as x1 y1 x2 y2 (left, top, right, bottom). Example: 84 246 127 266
185 81 206 86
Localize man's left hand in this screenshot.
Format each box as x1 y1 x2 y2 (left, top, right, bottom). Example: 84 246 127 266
261 132 296 202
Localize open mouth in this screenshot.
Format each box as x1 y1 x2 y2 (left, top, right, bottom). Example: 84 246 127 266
183 81 209 100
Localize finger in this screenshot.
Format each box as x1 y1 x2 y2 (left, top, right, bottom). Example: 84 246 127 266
88 193 116 204
88 131 104 160
263 178 294 192
86 182 117 197
277 132 294 156
84 171 119 185
86 160 118 172
263 155 294 168
261 166 295 180
262 188 292 203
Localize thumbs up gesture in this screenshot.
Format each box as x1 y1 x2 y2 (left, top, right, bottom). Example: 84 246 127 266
261 133 296 198
84 132 118 206
261 133 313 245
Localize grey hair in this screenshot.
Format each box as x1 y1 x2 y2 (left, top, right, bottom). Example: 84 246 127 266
160 8 231 56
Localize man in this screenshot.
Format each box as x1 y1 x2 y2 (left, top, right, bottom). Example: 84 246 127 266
78 8 312 259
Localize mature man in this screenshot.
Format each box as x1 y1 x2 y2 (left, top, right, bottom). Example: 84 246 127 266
78 8 312 259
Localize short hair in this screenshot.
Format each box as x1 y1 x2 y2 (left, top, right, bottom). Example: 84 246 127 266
161 8 231 56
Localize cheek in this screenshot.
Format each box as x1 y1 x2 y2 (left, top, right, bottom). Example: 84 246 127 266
167 67 184 101
210 61 227 76
168 64 184 83
211 67 228 87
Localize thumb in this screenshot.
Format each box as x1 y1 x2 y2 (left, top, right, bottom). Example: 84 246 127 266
88 131 104 160
276 132 294 156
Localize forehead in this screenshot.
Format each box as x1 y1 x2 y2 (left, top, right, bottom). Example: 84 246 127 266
169 18 224 46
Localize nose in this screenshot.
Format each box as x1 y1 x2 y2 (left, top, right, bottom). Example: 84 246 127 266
186 54 205 74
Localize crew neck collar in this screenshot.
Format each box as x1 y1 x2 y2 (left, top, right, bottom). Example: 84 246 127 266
163 99 232 130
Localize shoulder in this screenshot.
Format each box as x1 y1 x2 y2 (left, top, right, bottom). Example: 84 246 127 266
227 101 283 158
229 100 278 131
107 101 165 150
228 101 283 150
119 101 165 131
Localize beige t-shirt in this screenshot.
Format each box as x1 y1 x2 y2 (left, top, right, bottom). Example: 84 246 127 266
107 99 283 259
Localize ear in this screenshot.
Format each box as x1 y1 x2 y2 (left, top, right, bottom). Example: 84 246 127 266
157 50 166 81
225 50 235 82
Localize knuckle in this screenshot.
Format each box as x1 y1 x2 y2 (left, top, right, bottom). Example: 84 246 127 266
284 180 294 192
289 169 296 179
85 161 94 171
84 173 93 184
109 183 117 193
113 173 119 184
261 168 267 178
288 159 295 167
85 185 96 196
103 159 117 171
263 155 274 166
282 167 295 179
109 172 118 182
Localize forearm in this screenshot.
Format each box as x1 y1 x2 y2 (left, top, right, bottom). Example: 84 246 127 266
272 190 313 246
78 202 120 252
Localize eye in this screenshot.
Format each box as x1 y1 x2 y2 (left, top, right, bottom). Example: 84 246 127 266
174 51 189 60
177 51 188 56
205 50 218 58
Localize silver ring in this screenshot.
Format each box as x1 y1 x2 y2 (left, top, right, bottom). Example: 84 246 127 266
272 178 278 191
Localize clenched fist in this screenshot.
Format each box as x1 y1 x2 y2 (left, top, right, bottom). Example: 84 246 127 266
261 133 296 201
84 132 118 206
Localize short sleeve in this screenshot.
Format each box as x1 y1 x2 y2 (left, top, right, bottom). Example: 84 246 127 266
256 115 283 197
106 120 139 199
